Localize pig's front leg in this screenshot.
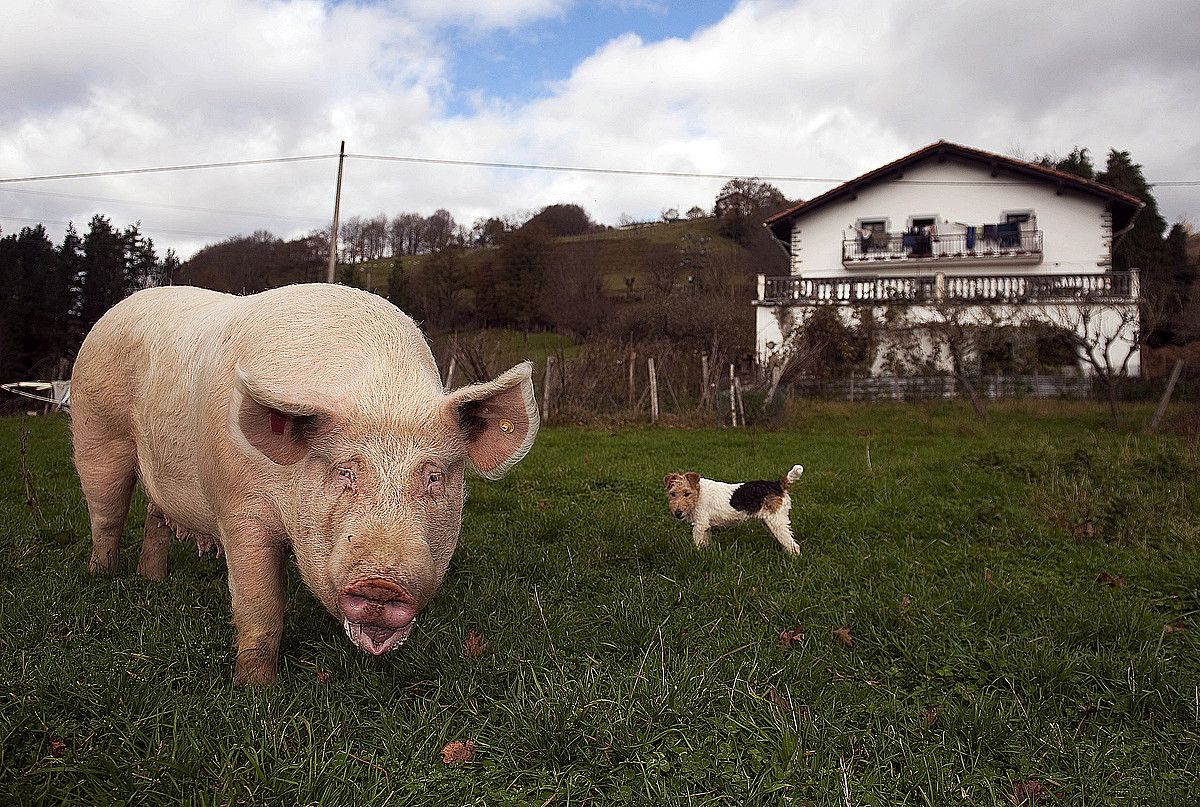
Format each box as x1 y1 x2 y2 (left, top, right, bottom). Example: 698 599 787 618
223 524 286 685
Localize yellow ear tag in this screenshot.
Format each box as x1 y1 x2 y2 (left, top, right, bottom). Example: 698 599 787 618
498 418 514 434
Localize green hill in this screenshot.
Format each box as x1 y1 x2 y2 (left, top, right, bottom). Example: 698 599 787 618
345 216 762 300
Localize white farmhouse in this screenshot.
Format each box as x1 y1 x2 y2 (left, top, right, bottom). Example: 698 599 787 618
755 141 1146 378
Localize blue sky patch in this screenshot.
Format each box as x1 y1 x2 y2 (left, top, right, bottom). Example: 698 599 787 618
443 1 734 114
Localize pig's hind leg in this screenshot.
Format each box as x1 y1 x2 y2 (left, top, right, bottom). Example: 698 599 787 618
137 501 171 582
75 433 138 575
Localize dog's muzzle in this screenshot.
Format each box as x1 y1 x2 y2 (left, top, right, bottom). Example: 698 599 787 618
673 510 685 519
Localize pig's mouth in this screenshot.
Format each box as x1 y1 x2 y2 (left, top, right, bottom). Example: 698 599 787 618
338 578 421 656
342 617 417 656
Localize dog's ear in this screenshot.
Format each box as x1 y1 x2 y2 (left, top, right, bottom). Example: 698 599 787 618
684 472 701 490
663 473 679 490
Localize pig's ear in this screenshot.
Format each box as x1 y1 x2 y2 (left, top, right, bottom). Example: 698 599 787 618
232 364 328 465
443 361 539 480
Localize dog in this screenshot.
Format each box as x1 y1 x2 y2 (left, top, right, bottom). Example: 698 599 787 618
664 465 804 554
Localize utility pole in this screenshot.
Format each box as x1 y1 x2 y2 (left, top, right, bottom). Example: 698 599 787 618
326 140 345 283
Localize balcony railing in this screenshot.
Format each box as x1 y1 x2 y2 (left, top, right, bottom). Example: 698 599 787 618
758 271 1137 306
843 229 1043 265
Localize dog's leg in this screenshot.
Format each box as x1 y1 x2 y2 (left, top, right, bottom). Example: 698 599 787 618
691 522 711 549
763 510 800 555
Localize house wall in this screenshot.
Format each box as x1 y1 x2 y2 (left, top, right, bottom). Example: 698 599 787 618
786 158 1112 277
754 300 1141 378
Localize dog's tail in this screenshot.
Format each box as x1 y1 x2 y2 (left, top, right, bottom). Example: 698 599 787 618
782 464 804 489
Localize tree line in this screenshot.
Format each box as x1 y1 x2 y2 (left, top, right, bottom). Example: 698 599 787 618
0 215 178 394
335 203 605 264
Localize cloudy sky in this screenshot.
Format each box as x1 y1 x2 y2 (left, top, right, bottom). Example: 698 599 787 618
2 0 1197 259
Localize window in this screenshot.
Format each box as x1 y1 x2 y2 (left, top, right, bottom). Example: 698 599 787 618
906 217 936 256
857 218 888 250
1001 210 1033 248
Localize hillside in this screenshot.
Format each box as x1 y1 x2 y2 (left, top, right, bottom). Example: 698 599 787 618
347 216 776 300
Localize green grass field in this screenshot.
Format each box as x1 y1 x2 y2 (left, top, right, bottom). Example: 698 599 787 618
2 404 1199 805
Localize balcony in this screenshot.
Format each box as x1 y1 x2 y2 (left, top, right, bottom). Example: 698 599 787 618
756 271 1138 307
843 228 1043 267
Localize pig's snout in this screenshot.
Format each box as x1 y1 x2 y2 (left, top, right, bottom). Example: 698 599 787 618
339 578 419 657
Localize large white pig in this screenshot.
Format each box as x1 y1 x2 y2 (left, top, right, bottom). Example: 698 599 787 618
70 283 539 684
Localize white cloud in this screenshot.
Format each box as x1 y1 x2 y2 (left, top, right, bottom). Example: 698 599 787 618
1 0 1197 258
397 0 572 31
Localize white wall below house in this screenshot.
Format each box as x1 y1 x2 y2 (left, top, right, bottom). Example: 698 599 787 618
754 301 1141 378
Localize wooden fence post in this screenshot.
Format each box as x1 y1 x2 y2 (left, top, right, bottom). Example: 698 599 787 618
729 364 738 427
648 357 659 424
543 355 555 425
1147 358 1185 434
628 351 637 410
701 353 710 408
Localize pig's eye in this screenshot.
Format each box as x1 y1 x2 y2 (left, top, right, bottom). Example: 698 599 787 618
422 463 446 495
336 466 356 488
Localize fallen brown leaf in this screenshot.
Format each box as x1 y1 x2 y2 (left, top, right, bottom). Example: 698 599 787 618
1164 620 1187 634
315 669 331 684
766 685 790 712
1095 571 1126 588
1009 779 1045 805
900 594 913 611
441 740 475 765
49 738 66 758
920 707 939 728
778 627 805 648
833 627 853 648
464 630 490 659
984 569 994 583
537 500 549 511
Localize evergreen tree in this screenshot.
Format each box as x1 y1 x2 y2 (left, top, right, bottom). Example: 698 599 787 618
1098 150 1168 272
122 222 161 290
1097 150 1190 344
78 214 128 331
0 225 66 381
1038 146 1095 179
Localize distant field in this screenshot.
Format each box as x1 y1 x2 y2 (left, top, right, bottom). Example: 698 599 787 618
2 404 1198 805
350 216 746 299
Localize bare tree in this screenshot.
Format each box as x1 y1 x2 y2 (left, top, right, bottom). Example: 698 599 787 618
925 303 998 419
390 213 424 256
339 216 365 264
362 214 388 261
872 302 1019 419
423 209 457 253
1035 299 1143 418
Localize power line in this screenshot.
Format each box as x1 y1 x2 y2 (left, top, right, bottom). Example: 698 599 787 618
351 152 1200 187
0 151 1195 188
0 186 329 225
0 213 249 240
347 151 848 183
0 153 337 184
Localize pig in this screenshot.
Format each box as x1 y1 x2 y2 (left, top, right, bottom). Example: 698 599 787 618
70 283 539 684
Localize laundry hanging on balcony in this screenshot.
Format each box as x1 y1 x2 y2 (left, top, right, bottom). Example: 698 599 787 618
997 221 1021 247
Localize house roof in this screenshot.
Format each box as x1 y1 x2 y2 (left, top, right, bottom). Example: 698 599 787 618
764 140 1146 245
